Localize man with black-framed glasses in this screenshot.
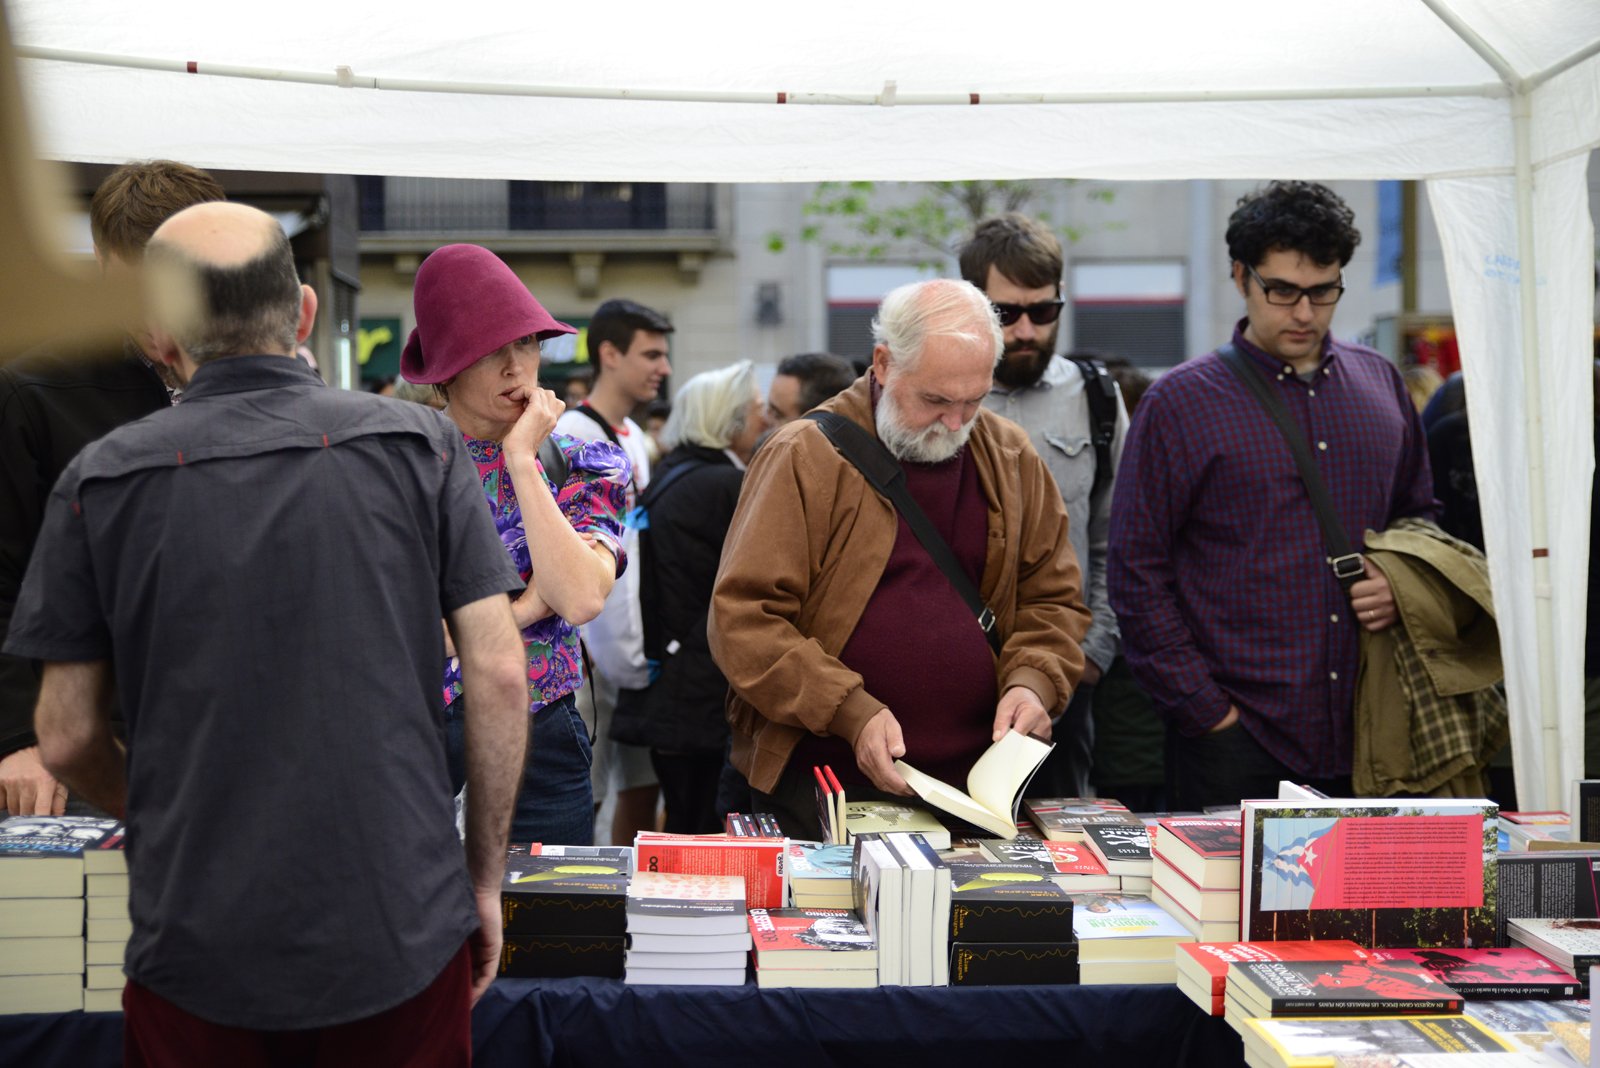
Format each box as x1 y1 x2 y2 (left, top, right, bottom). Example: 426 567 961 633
959 213 1129 799
1108 181 1436 810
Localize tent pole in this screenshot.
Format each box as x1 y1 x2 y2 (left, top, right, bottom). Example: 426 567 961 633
1510 89 1563 809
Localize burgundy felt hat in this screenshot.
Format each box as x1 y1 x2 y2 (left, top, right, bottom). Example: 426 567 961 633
400 244 575 384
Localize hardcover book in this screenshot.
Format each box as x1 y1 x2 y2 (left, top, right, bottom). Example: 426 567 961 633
1241 1015 1511 1068
949 941 1079 986
625 871 748 936
633 832 788 910
1153 817 1244 890
748 908 877 971
1023 797 1141 842
0 815 125 897
498 935 626 979
893 729 1053 840
843 801 951 851
1240 798 1498 948
1367 947 1581 999
1068 892 1194 962
1228 958 1464 1017
500 853 629 937
1083 823 1153 876
946 860 1075 943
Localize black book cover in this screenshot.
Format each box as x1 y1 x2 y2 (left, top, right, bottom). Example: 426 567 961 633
501 854 629 937
499 934 626 979
946 861 1074 943
1494 850 1600 946
950 941 1079 986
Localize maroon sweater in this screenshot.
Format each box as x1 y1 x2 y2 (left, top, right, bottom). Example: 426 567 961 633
790 436 996 789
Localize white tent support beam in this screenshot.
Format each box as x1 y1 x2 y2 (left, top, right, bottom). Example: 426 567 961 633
12 45 1510 106
1510 88 1563 809
1417 0 1526 90
1527 37 1600 92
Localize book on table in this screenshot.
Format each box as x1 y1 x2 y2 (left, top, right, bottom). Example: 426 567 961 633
0 897 84 939
1022 797 1142 842
633 831 788 910
1083 822 1153 877
1239 1015 1512 1068
851 835 905 986
892 729 1053 840
1504 917 1600 985
747 908 877 974
624 871 748 937
1366 947 1580 1000
1152 816 1243 890
787 841 854 907
1463 997 1594 1058
1493 849 1600 944
1069 892 1193 973
882 832 950 987
0 815 124 897
501 851 629 938
843 800 951 851
945 860 1075 943
976 836 1120 892
1227 958 1464 1018
1176 940 1369 1016
1239 796 1498 948
0 973 84 1016
949 941 1079 986
501 934 626 979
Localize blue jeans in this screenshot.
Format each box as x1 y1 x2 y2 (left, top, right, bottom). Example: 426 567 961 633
445 690 595 846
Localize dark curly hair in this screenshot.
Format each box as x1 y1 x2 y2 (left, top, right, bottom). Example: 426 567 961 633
1225 181 1361 269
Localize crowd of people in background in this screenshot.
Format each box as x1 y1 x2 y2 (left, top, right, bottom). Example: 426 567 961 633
0 159 1541 1057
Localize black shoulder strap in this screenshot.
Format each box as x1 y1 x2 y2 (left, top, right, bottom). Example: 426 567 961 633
636 457 709 514
537 437 569 489
1218 344 1363 591
574 403 623 447
804 411 1000 655
1068 356 1118 500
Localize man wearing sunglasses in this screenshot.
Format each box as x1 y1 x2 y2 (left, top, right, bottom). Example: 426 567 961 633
1108 182 1435 810
960 214 1129 799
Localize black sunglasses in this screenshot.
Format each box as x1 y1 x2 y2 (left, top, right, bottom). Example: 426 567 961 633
991 299 1065 327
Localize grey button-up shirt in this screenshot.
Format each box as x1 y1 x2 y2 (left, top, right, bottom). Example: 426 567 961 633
983 354 1127 674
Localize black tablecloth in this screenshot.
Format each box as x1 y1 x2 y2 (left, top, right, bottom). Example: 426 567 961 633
2 979 1246 1067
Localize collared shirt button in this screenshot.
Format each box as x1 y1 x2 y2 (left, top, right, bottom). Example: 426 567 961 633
1317 441 1328 450
1308 389 1316 396
1330 613 1340 623
1330 671 1339 681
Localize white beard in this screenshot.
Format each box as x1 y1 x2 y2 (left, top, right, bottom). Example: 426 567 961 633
877 381 976 464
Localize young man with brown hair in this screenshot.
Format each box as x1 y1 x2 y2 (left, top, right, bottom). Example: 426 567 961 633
0 160 225 817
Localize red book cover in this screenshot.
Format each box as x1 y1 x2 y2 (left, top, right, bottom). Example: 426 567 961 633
747 907 878 970
1229 958 1464 1015
1178 940 1369 995
1502 811 1570 825
813 767 835 844
633 833 788 910
1156 818 1243 859
1367 946 1582 999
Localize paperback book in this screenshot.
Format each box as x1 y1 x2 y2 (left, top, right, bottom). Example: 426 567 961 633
1241 1015 1511 1068
501 852 629 937
1069 892 1194 963
1153 817 1244 890
1505 917 1600 985
1083 823 1152 876
893 729 1053 840
624 871 748 937
1228 958 1464 1017
976 836 1119 891
1023 797 1141 842
946 860 1075 943
1178 940 1370 1000
843 801 951 851
0 815 125 897
634 831 788 910
1240 798 1498 948
1493 849 1600 945
787 842 855 908
1367 947 1581 999
499 934 625 979
747 908 877 971
949 941 1079 986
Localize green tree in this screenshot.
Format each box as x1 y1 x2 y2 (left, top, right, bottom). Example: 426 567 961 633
767 180 1116 268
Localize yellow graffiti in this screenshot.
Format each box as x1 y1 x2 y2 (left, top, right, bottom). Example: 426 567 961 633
358 325 394 366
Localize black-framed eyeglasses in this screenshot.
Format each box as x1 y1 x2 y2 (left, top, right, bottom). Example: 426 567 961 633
991 299 1065 327
1246 263 1345 306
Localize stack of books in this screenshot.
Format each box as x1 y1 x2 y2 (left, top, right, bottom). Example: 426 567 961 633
1366 947 1580 999
1023 797 1142 843
945 858 1076 986
977 837 1119 893
1150 816 1242 943
498 844 631 979
0 815 125 1014
1239 1015 1514 1068
1506 917 1600 986
1497 811 1570 852
1083 823 1153 894
851 832 951 986
787 842 854 909
1175 940 1368 1017
747 907 877 988
634 832 788 910
1224 957 1463 1033
624 871 749 985
1069 892 1194 985
724 813 783 838
843 801 951 851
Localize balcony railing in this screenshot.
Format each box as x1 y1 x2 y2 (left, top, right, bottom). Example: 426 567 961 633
357 177 715 233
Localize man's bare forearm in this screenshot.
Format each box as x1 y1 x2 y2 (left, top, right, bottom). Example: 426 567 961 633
34 660 126 818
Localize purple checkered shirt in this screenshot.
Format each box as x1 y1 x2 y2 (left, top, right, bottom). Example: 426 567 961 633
1107 322 1436 776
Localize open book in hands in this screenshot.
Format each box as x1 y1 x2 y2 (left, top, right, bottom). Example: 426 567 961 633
893 730 1054 840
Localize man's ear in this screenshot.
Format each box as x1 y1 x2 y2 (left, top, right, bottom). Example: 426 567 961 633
146 326 184 371
1231 261 1248 298
597 339 621 372
295 284 318 344
870 343 893 385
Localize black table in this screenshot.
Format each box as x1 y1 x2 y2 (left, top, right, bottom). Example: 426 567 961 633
4 978 1246 1067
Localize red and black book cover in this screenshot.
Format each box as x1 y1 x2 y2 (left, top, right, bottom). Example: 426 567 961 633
748 908 877 970
1230 958 1464 1016
1158 818 1243 859
500 854 629 937
1368 946 1582 999
1179 940 1368 995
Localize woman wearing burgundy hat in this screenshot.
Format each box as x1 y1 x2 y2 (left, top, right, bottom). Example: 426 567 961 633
403 244 630 845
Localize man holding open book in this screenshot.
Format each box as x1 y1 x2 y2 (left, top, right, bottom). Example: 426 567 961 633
709 278 1091 840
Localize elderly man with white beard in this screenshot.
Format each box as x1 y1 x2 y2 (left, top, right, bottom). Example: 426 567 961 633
708 278 1091 840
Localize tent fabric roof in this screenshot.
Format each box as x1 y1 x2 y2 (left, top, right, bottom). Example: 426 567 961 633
9 1 1600 181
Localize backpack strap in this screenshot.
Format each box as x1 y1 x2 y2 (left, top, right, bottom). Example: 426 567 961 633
536 437 569 491
573 403 623 447
1067 356 1119 501
804 411 1000 656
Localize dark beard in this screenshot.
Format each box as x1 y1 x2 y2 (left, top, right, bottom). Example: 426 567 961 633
994 344 1052 390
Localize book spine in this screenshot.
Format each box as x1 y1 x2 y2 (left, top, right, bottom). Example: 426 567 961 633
1267 997 1463 1015
1449 983 1579 997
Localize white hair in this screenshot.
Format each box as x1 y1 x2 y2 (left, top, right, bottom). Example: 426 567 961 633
661 360 757 452
870 278 1003 370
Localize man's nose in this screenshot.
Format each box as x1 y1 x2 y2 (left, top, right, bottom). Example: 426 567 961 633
941 410 966 432
1291 295 1316 321
1012 315 1037 342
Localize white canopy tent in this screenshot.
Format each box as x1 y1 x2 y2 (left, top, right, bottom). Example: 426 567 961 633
8 0 1600 807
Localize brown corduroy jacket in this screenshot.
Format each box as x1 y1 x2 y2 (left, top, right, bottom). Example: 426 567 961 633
707 374 1091 793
